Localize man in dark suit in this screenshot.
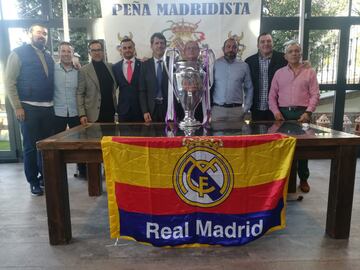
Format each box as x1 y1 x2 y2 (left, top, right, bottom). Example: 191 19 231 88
112 38 143 122
245 33 287 121
139 32 168 123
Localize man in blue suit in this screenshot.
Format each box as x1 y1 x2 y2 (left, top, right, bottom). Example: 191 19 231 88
139 32 168 123
112 38 143 122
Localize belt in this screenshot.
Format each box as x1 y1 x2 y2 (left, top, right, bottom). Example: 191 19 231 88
279 106 306 111
213 103 242 108
154 98 163 105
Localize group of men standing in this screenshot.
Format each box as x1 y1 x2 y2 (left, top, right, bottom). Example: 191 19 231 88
5 24 319 196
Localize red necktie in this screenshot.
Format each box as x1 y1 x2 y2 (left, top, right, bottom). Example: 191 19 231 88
126 60 133 83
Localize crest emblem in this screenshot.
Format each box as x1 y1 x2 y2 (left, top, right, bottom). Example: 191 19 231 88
173 139 233 207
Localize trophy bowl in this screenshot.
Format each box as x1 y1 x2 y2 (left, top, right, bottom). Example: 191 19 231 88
164 46 214 128
173 60 205 127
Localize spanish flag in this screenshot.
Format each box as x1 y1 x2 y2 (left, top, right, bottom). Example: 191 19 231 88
102 134 296 247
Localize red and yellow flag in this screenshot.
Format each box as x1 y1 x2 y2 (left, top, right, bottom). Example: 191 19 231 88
102 134 296 247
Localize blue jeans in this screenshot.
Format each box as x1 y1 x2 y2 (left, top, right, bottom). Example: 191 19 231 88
20 103 55 185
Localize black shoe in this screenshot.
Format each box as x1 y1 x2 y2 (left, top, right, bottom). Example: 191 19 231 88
39 179 45 189
31 185 44 196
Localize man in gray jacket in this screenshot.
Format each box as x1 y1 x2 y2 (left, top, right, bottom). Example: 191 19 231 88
77 40 117 124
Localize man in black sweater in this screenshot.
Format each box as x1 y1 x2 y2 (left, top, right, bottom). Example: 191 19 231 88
245 33 287 121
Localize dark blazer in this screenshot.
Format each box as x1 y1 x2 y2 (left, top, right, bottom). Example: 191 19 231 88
112 59 143 122
139 57 169 117
245 50 287 111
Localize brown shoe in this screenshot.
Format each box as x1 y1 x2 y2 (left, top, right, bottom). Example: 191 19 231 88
299 180 310 193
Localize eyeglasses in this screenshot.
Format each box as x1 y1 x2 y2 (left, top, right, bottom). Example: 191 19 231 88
90 49 103 52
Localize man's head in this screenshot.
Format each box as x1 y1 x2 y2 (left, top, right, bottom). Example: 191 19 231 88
257 33 273 57
88 40 104 62
150 32 166 59
120 38 135 60
183 41 200 61
222 38 238 61
29 24 48 50
58 41 74 66
284 40 302 65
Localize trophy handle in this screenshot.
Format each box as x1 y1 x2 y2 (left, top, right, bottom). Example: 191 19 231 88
199 48 215 88
163 47 180 80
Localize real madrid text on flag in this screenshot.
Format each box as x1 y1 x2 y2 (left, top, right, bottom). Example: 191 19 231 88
101 135 296 247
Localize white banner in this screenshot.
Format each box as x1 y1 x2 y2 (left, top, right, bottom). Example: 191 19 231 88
100 0 261 63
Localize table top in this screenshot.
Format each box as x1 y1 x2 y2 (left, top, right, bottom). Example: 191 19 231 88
37 121 360 150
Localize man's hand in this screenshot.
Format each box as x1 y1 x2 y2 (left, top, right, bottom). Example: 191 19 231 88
72 57 81 70
80 116 88 125
143 112 152 123
298 112 311 123
16 108 25 121
274 112 285 121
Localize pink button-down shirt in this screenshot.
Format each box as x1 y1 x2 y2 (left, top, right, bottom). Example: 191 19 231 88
269 64 320 115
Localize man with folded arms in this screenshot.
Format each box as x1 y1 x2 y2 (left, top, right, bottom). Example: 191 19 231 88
269 40 320 193
211 38 253 122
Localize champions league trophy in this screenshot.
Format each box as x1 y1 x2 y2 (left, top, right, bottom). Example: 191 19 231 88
163 46 215 129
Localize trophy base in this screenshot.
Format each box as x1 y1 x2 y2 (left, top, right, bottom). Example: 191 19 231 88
179 119 202 128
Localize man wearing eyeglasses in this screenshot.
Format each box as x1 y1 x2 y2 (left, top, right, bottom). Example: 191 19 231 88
77 40 117 125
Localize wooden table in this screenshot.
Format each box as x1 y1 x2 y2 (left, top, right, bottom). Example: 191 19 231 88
37 121 360 245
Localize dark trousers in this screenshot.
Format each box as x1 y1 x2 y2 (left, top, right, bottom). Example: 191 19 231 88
54 115 81 134
54 115 86 175
280 107 310 181
20 103 55 185
118 113 143 123
251 109 274 121
152 102 167 122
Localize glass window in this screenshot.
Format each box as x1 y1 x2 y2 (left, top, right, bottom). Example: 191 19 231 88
308 30 340 84
344 90 360 133
0 0 45 20
347 25 360 83
51 0 101 19
351 0 360 16
311 0 349 17
50 28 89 64
314 90 335 128
262 0 299 17
271 30 299 52
8 28 30 50
0 66 10 151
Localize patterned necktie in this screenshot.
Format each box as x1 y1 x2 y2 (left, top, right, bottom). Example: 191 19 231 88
156 60 163 98
126 60 133 83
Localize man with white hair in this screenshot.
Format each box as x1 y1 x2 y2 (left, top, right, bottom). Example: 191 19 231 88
269 40 320 193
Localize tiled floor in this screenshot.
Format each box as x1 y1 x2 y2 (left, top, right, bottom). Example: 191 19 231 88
0 160 359 270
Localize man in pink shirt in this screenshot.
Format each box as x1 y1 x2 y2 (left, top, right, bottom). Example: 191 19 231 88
269 40 320 193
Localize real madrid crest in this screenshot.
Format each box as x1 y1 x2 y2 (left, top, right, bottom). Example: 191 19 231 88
173 138 234 207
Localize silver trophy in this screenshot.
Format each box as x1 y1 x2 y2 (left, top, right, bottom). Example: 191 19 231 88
164 47 214 128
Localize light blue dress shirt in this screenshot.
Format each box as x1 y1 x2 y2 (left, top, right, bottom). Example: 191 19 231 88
212 57 254 112
53 63 79 117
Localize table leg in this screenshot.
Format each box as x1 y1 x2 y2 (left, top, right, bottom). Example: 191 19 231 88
288 161 297 193
326 145 357 239
42 150 72 245
87 163 102 196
